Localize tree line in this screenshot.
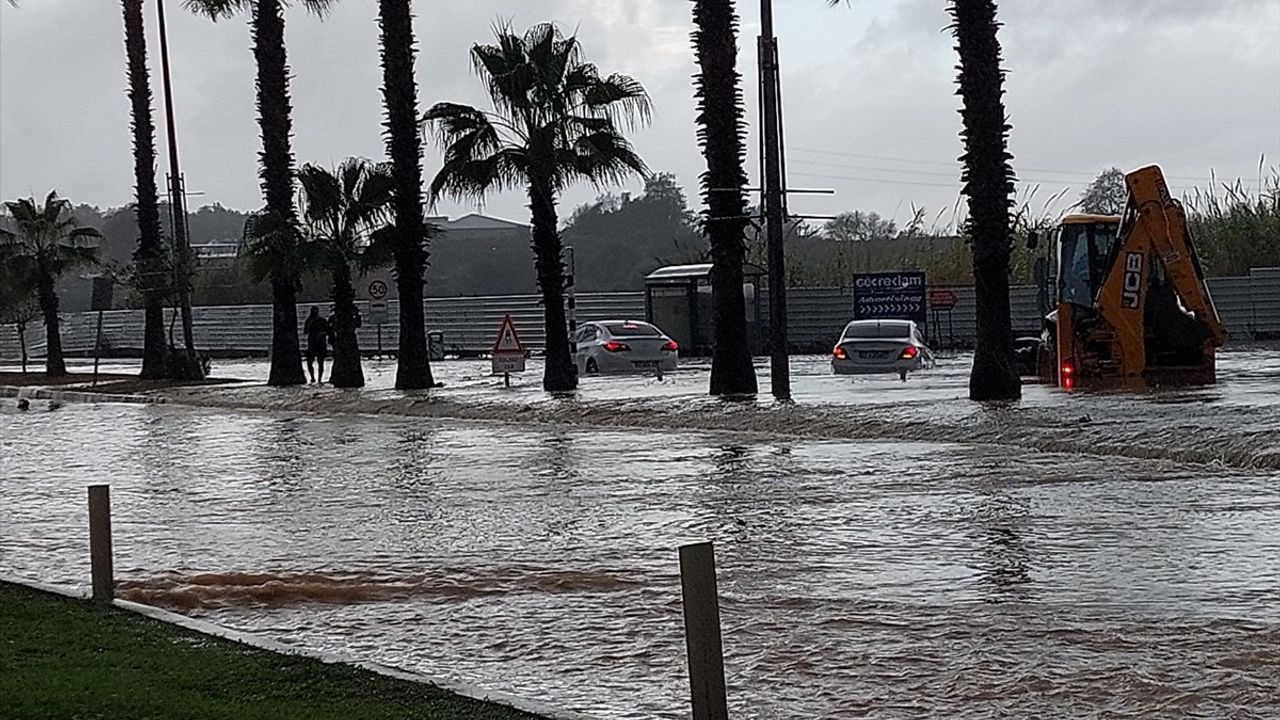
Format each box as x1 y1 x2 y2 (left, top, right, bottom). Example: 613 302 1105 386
4 1 1275 400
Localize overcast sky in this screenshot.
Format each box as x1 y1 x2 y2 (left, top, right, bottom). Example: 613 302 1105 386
2 0 1277 231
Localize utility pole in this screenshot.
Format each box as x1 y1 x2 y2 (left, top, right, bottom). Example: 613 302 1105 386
156 0 203 379
758 0 790 400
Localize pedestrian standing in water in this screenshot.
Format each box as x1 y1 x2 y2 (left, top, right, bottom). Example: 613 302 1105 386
303 306 331 384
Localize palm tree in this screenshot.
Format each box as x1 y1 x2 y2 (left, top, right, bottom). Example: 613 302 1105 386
1 193 101 376
949 0 1020 400
122 0 169 379
184 0 333 386
424 23 651 392
377 0 435 390
296 158 396 388
692 0 758 396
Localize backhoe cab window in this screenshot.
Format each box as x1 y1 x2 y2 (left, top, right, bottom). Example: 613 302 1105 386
1058 222 1118 307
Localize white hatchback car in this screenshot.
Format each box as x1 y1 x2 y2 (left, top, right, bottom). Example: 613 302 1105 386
574 320 679 374
832 319 935 379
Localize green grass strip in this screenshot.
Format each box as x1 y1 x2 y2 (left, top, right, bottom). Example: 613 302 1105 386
0 581 545 720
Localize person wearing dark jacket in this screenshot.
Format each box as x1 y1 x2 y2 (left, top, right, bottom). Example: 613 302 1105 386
303 306 332 384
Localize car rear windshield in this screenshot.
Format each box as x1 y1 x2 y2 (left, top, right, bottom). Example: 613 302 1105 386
844 322 911 339
605 322 661 337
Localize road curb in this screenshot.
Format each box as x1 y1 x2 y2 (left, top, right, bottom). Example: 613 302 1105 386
0 575 595 720
0 385 168 405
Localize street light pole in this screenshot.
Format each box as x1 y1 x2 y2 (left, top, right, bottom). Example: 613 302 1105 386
758 0 790 400
155 0 203 379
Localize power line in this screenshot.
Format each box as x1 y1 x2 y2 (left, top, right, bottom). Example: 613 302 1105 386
788 170 962 189
787 168 1212 195
788 145 1221 183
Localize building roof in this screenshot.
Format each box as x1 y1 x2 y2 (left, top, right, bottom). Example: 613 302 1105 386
1062 213 1121 225
645 263 713 281
446 213 530 231
645 262 766 282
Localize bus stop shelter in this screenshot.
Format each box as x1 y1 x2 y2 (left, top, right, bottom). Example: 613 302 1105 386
643 263 765 356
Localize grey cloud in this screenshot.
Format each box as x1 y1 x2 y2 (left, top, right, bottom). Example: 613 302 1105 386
1 0 1276 230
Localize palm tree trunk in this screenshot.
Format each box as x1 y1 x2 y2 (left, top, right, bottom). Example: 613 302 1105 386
378 0 435 390
35 268 66 377
328 262 364 388
529 180 576 392
122 0 169 380
951 0 1020 401
253 0 305 387
693 0 758 396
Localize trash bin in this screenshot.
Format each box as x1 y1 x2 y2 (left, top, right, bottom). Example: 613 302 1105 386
427 330 446 361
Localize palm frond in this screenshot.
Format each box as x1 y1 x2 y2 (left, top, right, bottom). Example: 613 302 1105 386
242 209 309 284
353 163 397 220
296 158 398 271
472 31 535 119
358 225 396 274
432 22 648 205
181 0 248 21
525 23 577 92
422 102 504 152
297 0 337 19
561 131 648 189
578 71 652 129
429 148 525 204
297 163 343 228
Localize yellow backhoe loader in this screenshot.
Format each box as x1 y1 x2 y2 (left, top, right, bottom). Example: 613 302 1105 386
1030 165 1227 390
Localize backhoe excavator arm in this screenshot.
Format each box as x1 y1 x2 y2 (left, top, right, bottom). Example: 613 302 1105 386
1128 166 1226 346
1093 166 1226 378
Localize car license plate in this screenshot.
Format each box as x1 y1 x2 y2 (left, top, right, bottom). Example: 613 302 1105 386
859 351 888 359
633 360 658 368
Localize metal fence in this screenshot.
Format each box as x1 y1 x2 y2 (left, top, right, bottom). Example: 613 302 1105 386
4 271 1277 360
1 293 646 359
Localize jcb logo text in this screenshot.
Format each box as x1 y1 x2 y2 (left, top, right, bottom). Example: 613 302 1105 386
1122 252 1143 309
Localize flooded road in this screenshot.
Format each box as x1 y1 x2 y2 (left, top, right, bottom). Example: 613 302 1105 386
2 352 1279 718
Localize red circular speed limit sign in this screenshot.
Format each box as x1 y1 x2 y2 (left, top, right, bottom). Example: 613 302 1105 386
368 280 389 300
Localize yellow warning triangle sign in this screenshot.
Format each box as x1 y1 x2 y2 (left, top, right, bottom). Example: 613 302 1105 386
492 314 525 353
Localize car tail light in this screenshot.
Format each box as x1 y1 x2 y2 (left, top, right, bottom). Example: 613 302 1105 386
1061 361 1074 390
661 340 679 352
603 341 630 353
833 346 848 360
899 346 919 360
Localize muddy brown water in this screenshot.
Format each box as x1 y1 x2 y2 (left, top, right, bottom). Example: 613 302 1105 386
2 352 1278 718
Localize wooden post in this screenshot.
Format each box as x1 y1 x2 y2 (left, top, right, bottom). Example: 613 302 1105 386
679 542 729 720
88 485 114 602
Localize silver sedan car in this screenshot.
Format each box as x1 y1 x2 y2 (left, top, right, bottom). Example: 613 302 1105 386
574 320 679 374
832 319 935 380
